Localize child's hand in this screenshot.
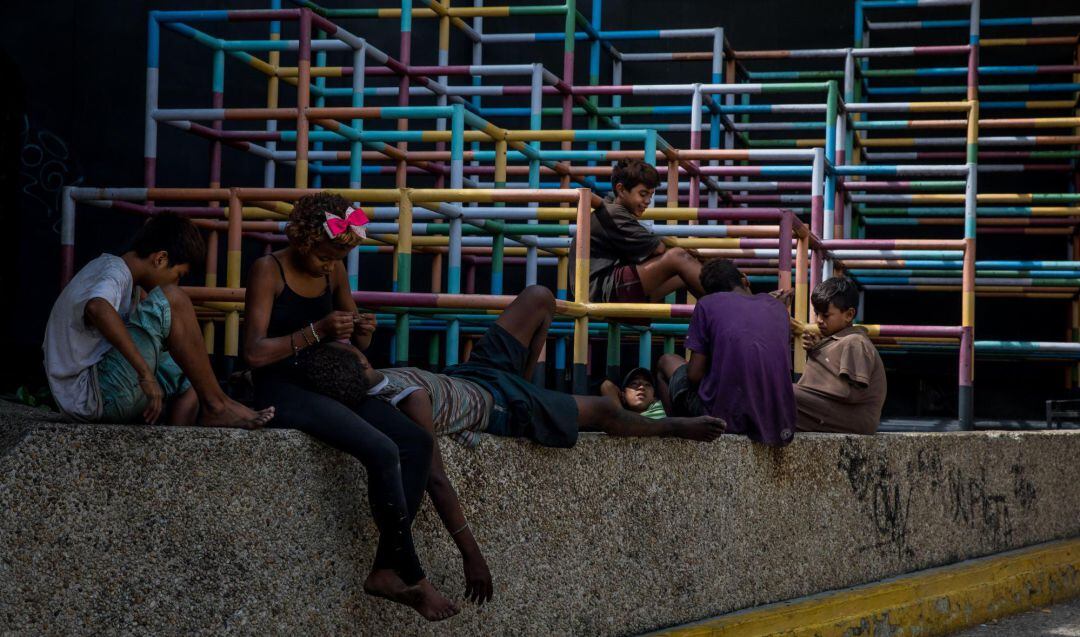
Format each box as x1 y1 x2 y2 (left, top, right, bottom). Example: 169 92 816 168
138 375 165 424
354 312 377 338
802 331 822 350
314 311 357 340
769 288 795 309
463 551 494 605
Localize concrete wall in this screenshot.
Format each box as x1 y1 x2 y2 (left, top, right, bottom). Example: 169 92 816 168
2 402 1078 636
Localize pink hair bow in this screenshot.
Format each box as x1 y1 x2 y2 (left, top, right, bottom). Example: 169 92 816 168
323 206 369 239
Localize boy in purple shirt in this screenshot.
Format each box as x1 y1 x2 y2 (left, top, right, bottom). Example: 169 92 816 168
656 259 797 446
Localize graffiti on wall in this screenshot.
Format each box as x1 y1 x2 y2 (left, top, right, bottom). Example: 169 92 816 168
19 115 84 234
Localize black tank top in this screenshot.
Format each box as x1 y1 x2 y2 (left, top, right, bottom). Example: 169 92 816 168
266 253 334 338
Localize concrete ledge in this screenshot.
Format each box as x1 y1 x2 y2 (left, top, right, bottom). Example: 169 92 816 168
652 537 1080 637
2 402 1080 635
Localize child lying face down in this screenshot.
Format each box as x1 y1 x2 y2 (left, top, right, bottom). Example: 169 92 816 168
600 368 666 419
794 277 887 435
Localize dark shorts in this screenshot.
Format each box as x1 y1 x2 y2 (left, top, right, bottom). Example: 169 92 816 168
611 264 647 303
444 323 579 448
668 364 706 418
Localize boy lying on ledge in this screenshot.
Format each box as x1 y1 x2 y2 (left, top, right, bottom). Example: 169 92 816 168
600 367 667 420
313 286 725 608
793 277 887 435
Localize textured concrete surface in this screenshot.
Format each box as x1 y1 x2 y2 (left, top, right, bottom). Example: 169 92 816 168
2 401 1080 636
951 597 1080 636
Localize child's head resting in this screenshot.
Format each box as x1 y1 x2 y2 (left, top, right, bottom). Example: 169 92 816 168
128 212 206 288
285 193 367 278
610 159 659 217
811 276 859 337
619 367 657 412
701 258 750 295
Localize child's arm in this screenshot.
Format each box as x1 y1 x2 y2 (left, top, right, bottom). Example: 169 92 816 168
396 390 494 605
599 379 623 407
84 298 163 424
686 349 710 386
328 261 377 352
244 257 356 368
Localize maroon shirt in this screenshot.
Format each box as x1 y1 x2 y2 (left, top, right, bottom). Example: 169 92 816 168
685 292 796 446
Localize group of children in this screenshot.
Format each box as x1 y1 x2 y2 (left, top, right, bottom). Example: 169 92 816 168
43 159 885 622
585 160 887 442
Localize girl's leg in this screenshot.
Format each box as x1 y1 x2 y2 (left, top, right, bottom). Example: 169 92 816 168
353 399 432 523
255 377 457 621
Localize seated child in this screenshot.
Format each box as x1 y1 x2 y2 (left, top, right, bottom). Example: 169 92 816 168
600 367 666 419
794 277 886 435
569 158 706 302
655 259 797 446
43 213 274 428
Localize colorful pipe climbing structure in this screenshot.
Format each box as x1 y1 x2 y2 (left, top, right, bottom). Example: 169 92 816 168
59 0 1080 428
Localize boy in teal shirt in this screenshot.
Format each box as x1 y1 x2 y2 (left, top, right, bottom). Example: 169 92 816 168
601 367 667 420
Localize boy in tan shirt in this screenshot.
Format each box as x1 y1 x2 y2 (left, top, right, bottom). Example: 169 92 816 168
795 277 886 434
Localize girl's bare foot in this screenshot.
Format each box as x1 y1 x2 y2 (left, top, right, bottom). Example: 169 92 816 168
664 416 726 441
364 570 460 622
200 398 275 430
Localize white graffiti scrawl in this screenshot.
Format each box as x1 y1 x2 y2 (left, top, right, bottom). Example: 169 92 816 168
19 115 84 234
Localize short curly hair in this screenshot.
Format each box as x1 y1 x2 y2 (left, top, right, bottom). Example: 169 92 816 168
700 258 745 295
285 192 364 253
292 342 373 410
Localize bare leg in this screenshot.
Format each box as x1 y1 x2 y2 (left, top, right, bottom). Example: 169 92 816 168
635 248 706 299
654 353 687 416
649 275 687 301
159 285 274 429
491 285 555 379
574 395 724 441
363 571 459 621
165 387 199 426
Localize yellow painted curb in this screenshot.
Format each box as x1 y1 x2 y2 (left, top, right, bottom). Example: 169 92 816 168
649 537 1080 637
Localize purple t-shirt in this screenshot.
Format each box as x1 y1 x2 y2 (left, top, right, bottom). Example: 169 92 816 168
685 292 796 446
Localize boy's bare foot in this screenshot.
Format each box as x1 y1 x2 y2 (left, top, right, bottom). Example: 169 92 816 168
665 416 726 441
200 399 275 430
364 569 460 622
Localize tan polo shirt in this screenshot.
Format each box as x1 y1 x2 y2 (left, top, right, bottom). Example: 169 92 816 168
794 326 886 435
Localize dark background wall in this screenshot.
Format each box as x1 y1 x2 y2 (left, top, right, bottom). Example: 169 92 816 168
2 0 1077 419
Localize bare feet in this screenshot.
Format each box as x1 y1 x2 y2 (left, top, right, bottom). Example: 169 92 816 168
200 398 275 430
664 416 726 441
364 569 460 622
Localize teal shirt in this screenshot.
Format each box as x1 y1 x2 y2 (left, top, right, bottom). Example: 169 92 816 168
640 400 666 420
